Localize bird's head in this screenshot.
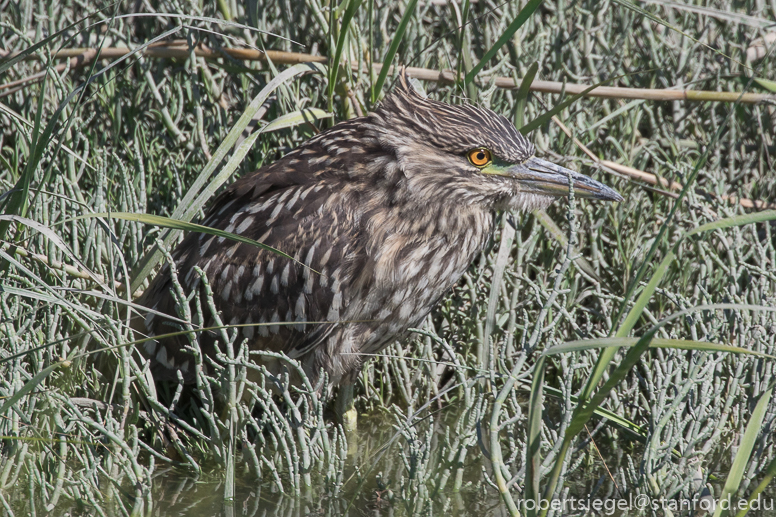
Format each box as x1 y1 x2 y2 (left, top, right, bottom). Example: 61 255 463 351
365 71 622 212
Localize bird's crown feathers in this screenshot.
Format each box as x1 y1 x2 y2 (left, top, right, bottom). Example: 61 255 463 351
373 68 535 164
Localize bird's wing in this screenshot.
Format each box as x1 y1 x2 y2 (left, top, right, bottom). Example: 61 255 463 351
138 161 368 380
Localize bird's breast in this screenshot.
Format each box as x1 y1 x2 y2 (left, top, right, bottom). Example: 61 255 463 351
349 205 494 351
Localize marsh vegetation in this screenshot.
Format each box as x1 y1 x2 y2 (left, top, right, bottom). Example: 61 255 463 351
1 0 776 515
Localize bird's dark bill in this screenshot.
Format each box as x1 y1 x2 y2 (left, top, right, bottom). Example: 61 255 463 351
496 157 623 201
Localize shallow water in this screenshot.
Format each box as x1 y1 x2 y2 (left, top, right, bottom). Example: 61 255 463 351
146 407 508 516
11 400 776 516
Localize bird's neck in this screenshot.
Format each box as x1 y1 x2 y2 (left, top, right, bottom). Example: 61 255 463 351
359 162 496 281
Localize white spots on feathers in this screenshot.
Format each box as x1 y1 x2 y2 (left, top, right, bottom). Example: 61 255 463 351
249 195 278 214
217 199 236 216
248 274 264 298
327 292 342 320
405 260 423 280
277 189 293 204
286 189 302 210
221 280 233 301
236 216 254 234
258 315 269 337
281 263 291 287
200 236 213 256
305 243 317 266
426 260 442 281
330 272 342 294
331 291 342 312
303 268 314 294
399 303 414 321
268 202 284 222
295 294 306 322
320 248 332 266
300 185 316 200
441 260 456 281
156 346 174 369
243 322 255 340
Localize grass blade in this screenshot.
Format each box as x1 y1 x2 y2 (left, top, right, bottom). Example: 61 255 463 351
129 62 325 292
0 363 63 418
0 215 106 289
261 108 332 132
0 284 101 319
328 0 364 111
753 77 776 92
0 5 115 75
542 385 647 441
77 212 300 265
534 209 600 283
734 454 776 517
544 337 776 360
521 75 626 134
371 0 420 103
514 61 538 129
464 0 543 86
714 384 775 517
609 0 745 69
0 72 47 243
525 355 546 517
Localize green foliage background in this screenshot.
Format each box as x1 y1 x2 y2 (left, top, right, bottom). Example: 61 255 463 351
1 0 775 515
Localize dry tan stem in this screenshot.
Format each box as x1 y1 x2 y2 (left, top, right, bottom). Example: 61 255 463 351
3 43 772 211
550 116 776 210
3 42 775 104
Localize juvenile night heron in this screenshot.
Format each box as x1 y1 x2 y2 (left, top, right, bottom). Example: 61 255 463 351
137 73 621 417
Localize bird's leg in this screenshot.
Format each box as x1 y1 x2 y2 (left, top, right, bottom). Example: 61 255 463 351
334 383 358 434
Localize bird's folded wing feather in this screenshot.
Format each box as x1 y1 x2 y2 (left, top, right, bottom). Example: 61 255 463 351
139 162 368 367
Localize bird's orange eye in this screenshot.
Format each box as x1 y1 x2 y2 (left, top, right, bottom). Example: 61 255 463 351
468 148 492 167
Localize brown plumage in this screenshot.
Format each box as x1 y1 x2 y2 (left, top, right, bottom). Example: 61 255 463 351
137 73 622 388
